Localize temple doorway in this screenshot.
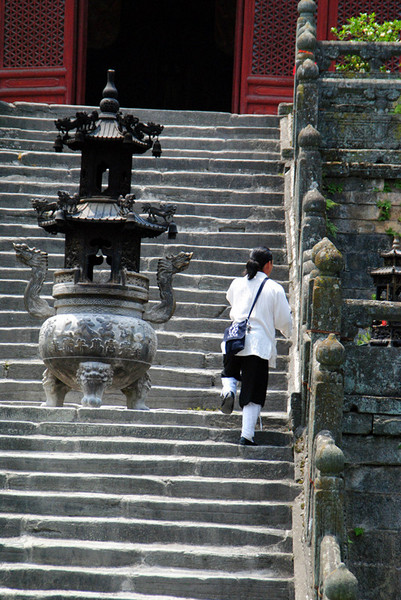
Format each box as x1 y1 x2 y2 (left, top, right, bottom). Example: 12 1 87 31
85 0 237 112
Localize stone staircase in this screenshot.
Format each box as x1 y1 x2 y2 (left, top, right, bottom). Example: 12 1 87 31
0 101 298 600
0 101 290 411
0 405 298 600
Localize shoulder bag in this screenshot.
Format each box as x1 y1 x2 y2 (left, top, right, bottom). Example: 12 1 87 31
222 277 268 355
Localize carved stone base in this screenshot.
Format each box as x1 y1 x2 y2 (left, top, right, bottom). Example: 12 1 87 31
122 373 151 410
76 361 113 407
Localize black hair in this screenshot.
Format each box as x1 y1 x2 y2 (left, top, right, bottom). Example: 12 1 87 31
245 246 273 279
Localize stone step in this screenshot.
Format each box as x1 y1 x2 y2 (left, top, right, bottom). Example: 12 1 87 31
0 404 289 427
0 150 283 175
0 115 280 138
0 433 293 459
0 135 281 154
2 237 288 264
0 211 286 237
0 450 294 479
0 191 285 213
0 511 293 549
0 589 208 600
0 536 294 574
0 416 291 445
0 325 290 354
0 382 289 411
0 490 293 528
0 102 281 127
0 428 292 458
0 216 286 239
0 266 288 292
0 166 284 192
0 343 290 372
0 187 285 206
0 359 288 390
0 469 298 502
0 562 293 600
0 202 285 224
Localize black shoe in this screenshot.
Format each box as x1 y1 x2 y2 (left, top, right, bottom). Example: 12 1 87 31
220 392 234 414
239 436 257 446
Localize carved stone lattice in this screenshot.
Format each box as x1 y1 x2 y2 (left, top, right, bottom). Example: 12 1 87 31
3 0 65 68
252 0 298 77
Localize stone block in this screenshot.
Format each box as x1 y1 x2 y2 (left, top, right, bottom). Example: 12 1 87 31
346 489 401 530
343 434 401 465
345 465 401 494
342 412 373 435
344 395 401 416
347 529 399 566
348 563 400 600
344 346 401 398
373 415 401 436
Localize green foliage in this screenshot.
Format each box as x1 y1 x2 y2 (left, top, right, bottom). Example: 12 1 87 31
385 227 401 238
356 328 371 346
325 183 343 195
376 198 392 221
331 13 401 73
353 527 365 537
326 197 338 211
326 218 338 238
324 182 342 239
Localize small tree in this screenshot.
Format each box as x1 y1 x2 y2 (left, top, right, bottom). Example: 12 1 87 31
331 12 401 73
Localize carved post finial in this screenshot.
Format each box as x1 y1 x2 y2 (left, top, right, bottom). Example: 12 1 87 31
312 237 344 276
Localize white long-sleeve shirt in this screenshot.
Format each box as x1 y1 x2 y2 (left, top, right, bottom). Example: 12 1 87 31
221 271 292 367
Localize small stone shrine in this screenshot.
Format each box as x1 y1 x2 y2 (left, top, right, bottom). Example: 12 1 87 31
14 70 192 408
369 236 401 346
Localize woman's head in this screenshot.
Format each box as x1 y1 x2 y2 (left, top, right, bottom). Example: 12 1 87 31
245 246 273 279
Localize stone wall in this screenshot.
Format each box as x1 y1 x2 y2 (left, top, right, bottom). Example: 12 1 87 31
285 2 401 598
324 175 401 299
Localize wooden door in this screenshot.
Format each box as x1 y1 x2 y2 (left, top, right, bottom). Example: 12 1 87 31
232 0 300 114
0 0 87 105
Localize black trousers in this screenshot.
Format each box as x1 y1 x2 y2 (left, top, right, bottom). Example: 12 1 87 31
221 354 269 409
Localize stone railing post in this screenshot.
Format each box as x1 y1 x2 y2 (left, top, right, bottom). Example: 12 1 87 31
294 0 318 150
301 238 344 424
296 126 323 248
312 432 358 600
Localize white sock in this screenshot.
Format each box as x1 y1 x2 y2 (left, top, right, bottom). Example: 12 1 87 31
221 377 237 397
241 402 261 441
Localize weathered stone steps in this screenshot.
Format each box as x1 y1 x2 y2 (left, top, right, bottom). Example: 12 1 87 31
0 343 290 374
0 187 285 206
0 470 298 501
0 404 297 599
0 101 280 125
0 359 288 391
0 165 284 191
0 590 207 600
0 537 294 574
0 134 280 154
0 150 283 174
0 201 285 221
0 490 293 528
0 103 290 413
0 562 293 600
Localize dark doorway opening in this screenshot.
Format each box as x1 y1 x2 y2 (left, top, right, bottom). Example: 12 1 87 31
85 0 236 112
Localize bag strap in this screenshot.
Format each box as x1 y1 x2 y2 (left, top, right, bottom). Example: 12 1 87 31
247 277 268 320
